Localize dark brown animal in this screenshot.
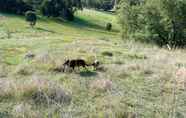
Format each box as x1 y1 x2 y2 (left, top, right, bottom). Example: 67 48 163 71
63 59 89 71
63 59 101 72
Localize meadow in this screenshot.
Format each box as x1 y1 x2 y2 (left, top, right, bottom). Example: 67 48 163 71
0 9 186 118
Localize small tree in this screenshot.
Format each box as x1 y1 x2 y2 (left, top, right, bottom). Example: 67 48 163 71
41 0 82 21
25 11 37 28
106 23 112 31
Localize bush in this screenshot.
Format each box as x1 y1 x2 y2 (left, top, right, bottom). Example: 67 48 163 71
0 77 71 105
102 51 113 57
25 11 37 28
14 63 33 75
118 0 186 47
0 0 32 14
106 23 112 31
90 79 113 92
41 0 82 21
82 0 114 11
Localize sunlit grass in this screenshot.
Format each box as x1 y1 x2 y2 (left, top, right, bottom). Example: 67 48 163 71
0 9 186 118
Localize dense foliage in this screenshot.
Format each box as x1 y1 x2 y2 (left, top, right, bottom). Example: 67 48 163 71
82 0 115 11
118 0 186 47
0 0 33 14
106 23 112 31
0 0 82 21
41 0 82 21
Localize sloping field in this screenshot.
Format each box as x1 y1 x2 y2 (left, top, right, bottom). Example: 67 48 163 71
0 9 186 118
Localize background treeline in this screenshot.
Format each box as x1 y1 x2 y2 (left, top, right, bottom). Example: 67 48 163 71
81 0 115 11
0 0 33 14
118 0 186 47
0 0 83 20
0 0 115 20
1 0 186 48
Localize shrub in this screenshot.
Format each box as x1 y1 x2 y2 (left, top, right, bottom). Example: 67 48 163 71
33 52 56 71
106 23 112 31
0 64 8 77
102 51 113 57
0 77 71 105
14 63 33 75
12 103 40 118
90 79 113 92
0 0 32 14
118 0 186 47
41 0 82 21
25 11 37 28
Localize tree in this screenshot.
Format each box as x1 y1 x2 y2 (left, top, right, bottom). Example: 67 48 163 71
118 0 186 47
82 0 114 11
0 0 33 14
41 0 82 21
25 11 37 28
106 23 112 31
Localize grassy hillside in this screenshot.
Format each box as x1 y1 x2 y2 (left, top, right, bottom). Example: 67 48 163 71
0 9 186 118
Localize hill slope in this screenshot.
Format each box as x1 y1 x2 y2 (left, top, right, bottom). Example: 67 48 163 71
0 9 186 118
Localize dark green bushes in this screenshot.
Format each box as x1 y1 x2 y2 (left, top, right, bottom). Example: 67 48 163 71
106 23 112 31
41 0 82 21
118 0 186 47
0 0 33 14
0 0 82 21
82 0 114 11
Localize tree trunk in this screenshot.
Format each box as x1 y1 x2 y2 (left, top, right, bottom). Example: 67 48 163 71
113 0 117 10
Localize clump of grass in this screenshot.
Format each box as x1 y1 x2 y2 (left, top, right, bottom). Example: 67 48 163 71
51 58 66 72
90 79 113 92
125 63 141 72
12 103 40 118
0 77 71 105
127 54 147 60
14 63 33 76
102 51 113 57
0 64 8 77
0 79 15 101
33 52 56 71
175 67 186 90
34 52 53 64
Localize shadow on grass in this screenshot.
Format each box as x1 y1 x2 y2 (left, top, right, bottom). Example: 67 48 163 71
79 70 97 77
53 16 119 35
73 17 105 29
36 27 57 34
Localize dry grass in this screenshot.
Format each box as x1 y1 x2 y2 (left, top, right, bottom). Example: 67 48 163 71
0 64 8 77
0 76 71 105
90 79 113 92
14 63 34 75
2 40 186 117
12 103 40 118
1 10 186 118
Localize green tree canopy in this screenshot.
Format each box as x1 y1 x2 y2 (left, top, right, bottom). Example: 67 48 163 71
0 0 33 14
82 0 114 11
118 0 186 47
41 0 82 21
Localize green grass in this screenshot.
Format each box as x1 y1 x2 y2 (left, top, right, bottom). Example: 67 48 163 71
0 9 186 118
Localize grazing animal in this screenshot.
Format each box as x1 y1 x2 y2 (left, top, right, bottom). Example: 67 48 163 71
63 59 88 71
92 60 100 68
63 59 101 72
